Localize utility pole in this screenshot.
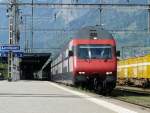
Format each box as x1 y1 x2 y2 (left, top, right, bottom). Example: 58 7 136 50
98 0 102 26
148 0 150 46
98 8 102 26
148 0 150 32
8 0 20 81
8 0 15 81
24 15 27 52
14 1 20 44
31 0 34 52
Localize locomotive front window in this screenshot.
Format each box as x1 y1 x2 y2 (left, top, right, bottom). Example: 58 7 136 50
77 45 112 59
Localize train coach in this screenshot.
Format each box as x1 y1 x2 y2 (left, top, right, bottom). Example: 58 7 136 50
117 55 150 87
51 26 120 93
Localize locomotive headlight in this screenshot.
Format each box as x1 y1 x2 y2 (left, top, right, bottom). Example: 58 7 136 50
106 72 112 75
93 37 98 40
79 72 85 75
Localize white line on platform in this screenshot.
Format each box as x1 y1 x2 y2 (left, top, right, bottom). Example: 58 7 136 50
49 82 138 113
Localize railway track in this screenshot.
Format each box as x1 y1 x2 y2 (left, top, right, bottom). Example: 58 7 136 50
116 86 150 95
111 88 150 109
59 83 150 108
112 95 150 109
55 82 150 108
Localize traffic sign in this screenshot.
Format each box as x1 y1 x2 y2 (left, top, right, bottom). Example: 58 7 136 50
0 52 8 57
14 52 24 58
0 45 20 51
0 51 23 58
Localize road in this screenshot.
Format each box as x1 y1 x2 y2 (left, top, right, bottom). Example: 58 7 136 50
0 80 149 113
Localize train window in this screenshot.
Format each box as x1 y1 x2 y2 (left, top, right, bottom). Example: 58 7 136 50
63 51 66 59
65 49 69 58
78 47 89 59
62 48 69 59
77 45 112 59
58 54 62 63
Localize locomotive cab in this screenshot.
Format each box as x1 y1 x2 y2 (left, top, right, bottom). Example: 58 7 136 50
71 26 118 92
72 39 117 91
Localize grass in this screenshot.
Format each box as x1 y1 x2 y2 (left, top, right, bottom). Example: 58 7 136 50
111 89 150 108
56 82 150 108
68 84 150 108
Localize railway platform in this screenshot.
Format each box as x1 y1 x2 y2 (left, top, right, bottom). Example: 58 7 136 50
0 80 149 113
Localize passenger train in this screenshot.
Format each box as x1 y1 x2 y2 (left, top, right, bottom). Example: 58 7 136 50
51 26 120 93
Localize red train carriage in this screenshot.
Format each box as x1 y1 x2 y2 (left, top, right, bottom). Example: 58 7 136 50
51 26 120 92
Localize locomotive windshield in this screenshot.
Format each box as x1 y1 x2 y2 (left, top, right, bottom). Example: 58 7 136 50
77 45 112 59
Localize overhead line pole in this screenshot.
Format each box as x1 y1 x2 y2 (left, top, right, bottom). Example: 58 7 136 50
7 0 20 81
8 0 16 81
148 1 150 32
31 0 33 53
24 15 27 52
99 0 103 26
148 0 150 46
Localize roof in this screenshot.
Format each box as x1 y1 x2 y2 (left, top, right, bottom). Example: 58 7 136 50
74 25 113 39
23 53 51 57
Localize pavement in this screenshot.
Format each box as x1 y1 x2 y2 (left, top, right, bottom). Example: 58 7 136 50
0 80 149 113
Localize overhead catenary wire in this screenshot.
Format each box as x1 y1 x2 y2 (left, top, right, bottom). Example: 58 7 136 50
0 2 150 9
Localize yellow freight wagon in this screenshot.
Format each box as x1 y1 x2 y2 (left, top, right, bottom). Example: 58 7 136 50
128 58 135 79
117 60 125 79
131 57 138 78
117 59 129 85
117 55 150 87
137 56 143 79
144 54 150 79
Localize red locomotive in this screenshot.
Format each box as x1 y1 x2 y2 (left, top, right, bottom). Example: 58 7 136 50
51 26 120 93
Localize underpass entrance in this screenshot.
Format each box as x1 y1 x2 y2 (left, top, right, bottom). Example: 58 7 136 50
20 53 51 80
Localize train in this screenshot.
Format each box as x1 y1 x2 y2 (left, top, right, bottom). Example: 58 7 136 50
117 54 150 87
51 26 120 93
